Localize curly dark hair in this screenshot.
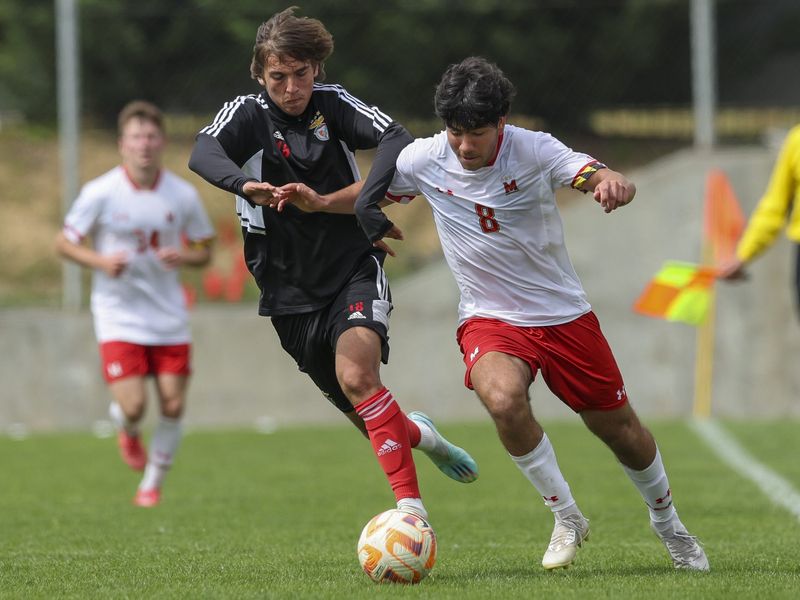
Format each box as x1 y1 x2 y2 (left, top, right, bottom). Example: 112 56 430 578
434 57 516 130
250 6 334 83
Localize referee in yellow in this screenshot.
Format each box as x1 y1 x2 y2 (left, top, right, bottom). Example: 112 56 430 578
721 125 800 312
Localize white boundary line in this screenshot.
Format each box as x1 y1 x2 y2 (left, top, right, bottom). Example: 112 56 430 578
690 419 800 522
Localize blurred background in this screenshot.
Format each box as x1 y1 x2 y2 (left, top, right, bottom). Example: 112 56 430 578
1 0 799 432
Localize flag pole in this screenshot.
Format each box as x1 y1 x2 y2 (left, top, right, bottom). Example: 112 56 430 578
692 250 715 419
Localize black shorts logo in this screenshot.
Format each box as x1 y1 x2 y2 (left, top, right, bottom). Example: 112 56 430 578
347 301 366 321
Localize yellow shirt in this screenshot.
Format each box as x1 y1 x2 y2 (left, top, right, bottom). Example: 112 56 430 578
737 125 800 262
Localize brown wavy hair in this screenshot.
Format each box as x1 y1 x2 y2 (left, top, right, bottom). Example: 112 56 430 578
250 7 334 84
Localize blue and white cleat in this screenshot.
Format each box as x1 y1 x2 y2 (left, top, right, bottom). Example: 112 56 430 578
408 411 479 483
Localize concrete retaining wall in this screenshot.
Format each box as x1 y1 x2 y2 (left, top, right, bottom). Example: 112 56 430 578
2 146 798 434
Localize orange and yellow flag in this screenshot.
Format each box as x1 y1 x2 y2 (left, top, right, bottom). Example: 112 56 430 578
633 261 718 326
704 169 746 265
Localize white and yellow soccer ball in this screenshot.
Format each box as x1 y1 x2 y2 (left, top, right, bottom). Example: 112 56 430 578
357 509 437 584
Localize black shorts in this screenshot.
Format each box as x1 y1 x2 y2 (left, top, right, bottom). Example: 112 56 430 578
271 254 393 413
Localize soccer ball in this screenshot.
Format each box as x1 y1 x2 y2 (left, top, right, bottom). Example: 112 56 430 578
357 509 437 584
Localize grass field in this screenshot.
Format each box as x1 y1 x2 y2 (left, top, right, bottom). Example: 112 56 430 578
2 420 799 599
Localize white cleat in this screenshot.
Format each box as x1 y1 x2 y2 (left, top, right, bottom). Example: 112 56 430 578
651 518 710 571
541 514 590 570
396 499 429 521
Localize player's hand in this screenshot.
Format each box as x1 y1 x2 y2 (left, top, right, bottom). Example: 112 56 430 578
593 177 636 213
243 181 284 209
101 251 128 278
373 224 404 257
157 246 183 269
718 258 748 281
273 183 327 212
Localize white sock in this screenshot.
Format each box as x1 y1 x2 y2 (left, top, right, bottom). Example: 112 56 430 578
412 420 439 453
139 416 182 491
397 497 428 520
510 433 577 513
622 447 677 523
109 402 138 436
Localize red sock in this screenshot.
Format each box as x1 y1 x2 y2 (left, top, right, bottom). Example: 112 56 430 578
406 416 421 447
355 387 420 501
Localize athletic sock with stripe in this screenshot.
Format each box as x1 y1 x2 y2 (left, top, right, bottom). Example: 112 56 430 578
622 447 676 523
355 387 421 502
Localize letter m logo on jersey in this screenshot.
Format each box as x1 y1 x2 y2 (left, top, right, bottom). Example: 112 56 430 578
502 179 519 195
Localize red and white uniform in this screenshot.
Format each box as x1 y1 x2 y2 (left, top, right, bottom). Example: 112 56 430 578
387 125 594 327
62 167 214 345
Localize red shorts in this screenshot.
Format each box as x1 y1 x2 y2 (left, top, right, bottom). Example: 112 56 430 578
456 312 628 413
99 341 191 383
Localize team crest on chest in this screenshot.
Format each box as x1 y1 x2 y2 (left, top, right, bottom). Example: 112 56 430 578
502 176 519 195
309 111 329 141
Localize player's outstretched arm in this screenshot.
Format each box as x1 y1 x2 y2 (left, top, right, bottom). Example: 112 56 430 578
189 134 257 198
354 123 414 243
272 181 365 214
718 257 748 281
585 168 636 213
372 224 404 257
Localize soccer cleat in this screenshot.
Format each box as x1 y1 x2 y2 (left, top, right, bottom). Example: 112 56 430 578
133 488 161 507
541 514 590 570
117 431 147 471
396 499 429 521
407 411 479 483
651 518 710 571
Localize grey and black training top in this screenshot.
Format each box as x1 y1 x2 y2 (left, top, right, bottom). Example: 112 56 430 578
189 85 411 316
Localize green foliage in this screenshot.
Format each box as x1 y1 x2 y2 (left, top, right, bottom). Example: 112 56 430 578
1 420 799 598
2 1 800 129
0 1 56 123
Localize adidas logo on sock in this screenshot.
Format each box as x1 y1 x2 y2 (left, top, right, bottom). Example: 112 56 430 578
377 438 401 456
348 311 366 320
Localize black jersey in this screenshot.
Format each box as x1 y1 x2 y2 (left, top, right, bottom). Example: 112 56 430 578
189 85 411 316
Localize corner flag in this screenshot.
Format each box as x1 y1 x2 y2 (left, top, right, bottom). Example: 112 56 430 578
633 261 718 325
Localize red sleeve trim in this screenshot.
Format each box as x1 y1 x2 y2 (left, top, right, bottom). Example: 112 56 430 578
385 191 415 203
62 224 85 243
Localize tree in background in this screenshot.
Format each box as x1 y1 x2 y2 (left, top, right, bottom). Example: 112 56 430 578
1 0 799 130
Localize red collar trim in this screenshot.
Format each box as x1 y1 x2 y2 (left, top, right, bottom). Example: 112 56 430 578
486 131 504 167
123 166 162 190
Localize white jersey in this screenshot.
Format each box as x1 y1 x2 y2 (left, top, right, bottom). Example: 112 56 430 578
388 125 594 327
62 166 214 344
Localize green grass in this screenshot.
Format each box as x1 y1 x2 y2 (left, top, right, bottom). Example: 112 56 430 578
1 421 799 599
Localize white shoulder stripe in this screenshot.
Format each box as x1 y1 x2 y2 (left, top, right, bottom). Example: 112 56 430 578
200 94 264 137
314 83 391 133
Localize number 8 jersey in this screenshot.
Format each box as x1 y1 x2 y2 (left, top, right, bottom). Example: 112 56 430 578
386 125 596 327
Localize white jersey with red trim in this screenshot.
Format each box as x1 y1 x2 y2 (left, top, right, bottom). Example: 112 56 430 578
62 166 214 344
388 125 595 327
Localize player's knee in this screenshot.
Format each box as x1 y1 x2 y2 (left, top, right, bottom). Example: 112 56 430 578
479 386 528 424
337 366 381 403
160 396 184 419
596 416 644 453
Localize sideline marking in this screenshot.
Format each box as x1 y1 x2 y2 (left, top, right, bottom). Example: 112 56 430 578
691 419 800 522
